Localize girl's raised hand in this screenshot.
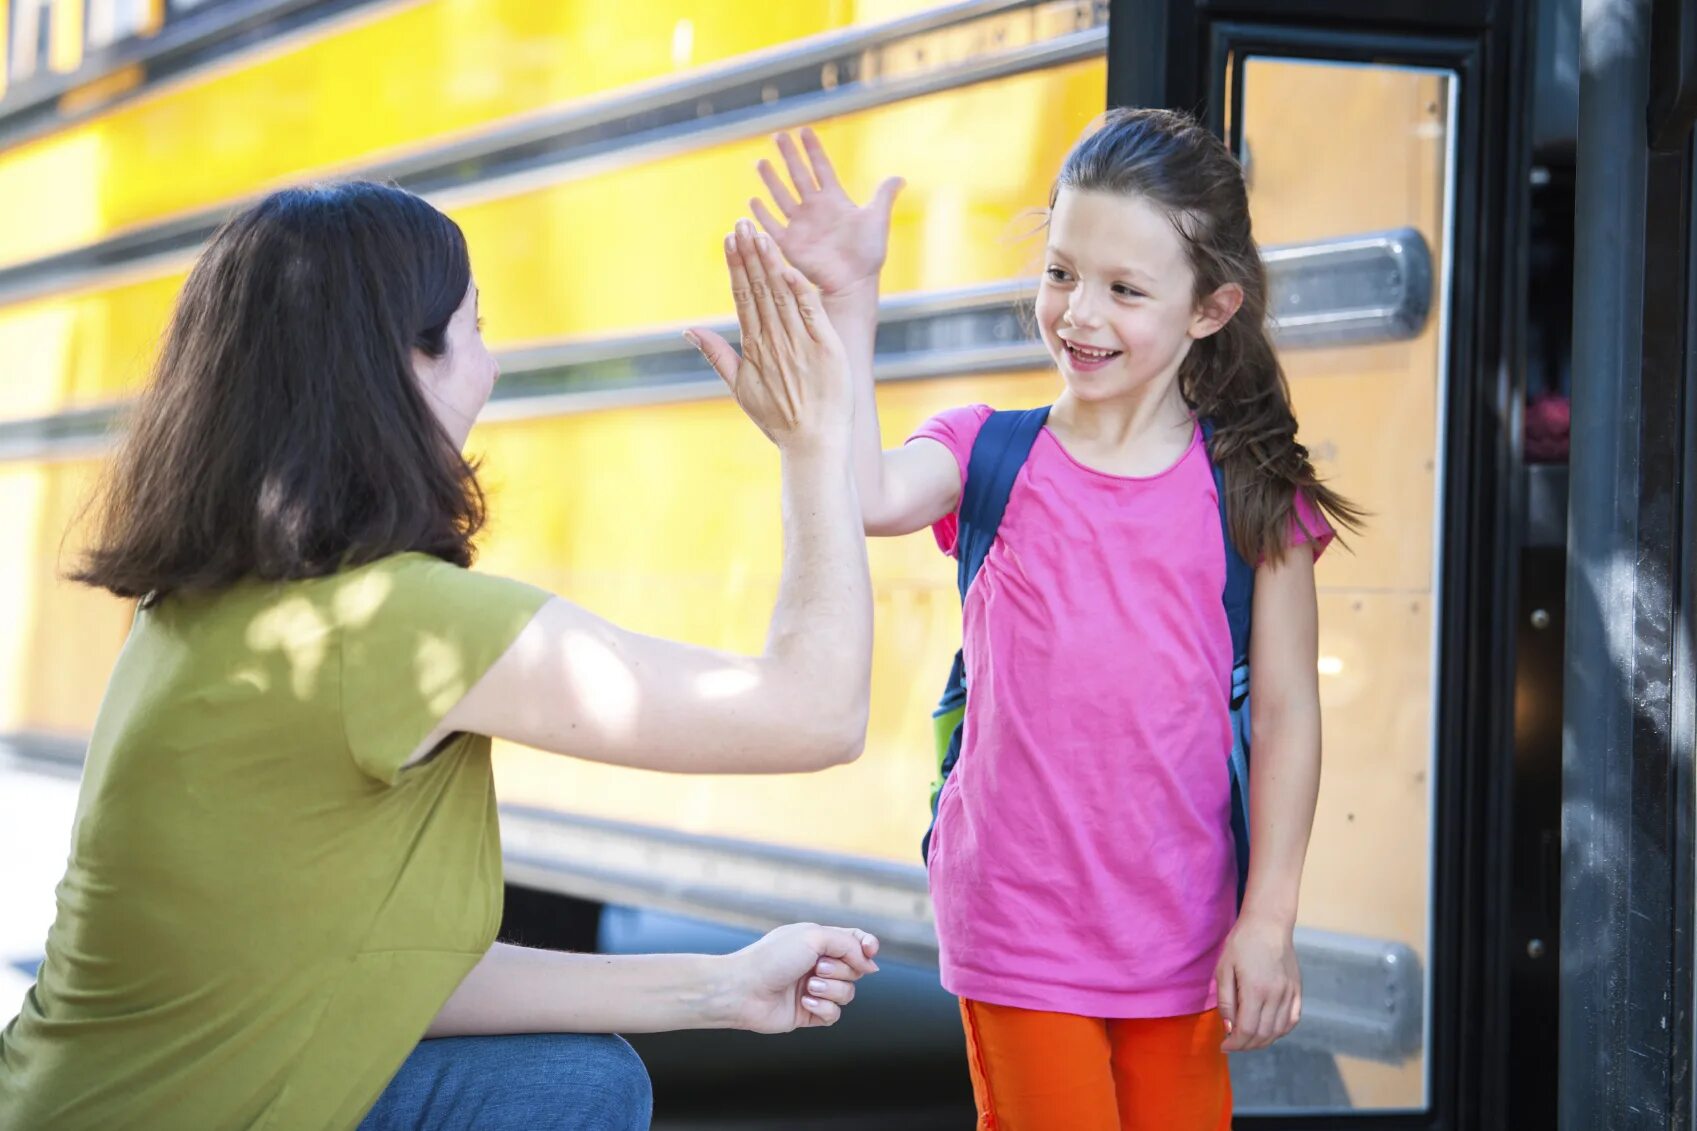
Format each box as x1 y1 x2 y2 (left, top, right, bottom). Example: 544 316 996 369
687 219 852 451
752 128 904 298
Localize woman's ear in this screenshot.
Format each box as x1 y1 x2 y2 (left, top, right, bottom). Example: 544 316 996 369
410 346 438 386
1190 282 1245 340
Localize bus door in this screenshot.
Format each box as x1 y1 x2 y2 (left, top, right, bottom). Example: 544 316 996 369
1108 0 1535 1125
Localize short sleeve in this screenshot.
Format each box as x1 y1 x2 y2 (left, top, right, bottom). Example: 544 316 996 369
906 403 993 557
1288 489 1336 562
337 554 551 784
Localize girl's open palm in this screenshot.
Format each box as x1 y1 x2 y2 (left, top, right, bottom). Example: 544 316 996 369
752 128 904 297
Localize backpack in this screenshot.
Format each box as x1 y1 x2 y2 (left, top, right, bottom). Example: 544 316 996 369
920 406 1257 909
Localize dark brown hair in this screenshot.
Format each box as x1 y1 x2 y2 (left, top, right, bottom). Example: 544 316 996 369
1052 108 1365 563
72 181 485 603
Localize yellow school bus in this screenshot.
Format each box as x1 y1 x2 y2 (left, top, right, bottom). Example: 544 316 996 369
0 0 1494 1118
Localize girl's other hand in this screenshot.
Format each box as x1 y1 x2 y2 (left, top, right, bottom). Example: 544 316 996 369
752 127 904 298
725 923 881 1034
1213 912 1302 1052
688 220 852 453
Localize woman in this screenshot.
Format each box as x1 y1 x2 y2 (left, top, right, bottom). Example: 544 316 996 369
0 184 876 1130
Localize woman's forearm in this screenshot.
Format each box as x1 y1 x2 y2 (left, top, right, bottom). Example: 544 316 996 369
760 441 873 754
425 943 740 1039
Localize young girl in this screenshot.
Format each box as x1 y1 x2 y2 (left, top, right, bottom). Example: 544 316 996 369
747 110 1360 1129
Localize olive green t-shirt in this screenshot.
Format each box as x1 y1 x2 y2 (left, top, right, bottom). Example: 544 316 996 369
0 553 550 1130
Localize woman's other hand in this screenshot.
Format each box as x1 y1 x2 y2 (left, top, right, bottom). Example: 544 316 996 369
723 923 880 1034
688 221 851 454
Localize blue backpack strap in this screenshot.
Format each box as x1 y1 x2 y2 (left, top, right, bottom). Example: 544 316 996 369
956 406 1053 600
922 406 1051 862
1201 417 1256 908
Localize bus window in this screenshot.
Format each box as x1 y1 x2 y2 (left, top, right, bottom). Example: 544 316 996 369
1226 54 1457 1113
85 0 161 52
8 0 53 85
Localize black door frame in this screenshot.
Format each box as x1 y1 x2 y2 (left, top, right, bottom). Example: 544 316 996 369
1106 2 1535 1127
1560 0 1697 1127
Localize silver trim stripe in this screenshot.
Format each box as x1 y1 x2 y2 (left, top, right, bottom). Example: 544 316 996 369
0 229 1432 463
0 0 1106 310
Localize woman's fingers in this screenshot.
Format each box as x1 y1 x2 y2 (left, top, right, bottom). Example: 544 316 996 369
775 132 818 196
809 926 879 976
756 159 798 218
799 995 842 1025
725 230 762 344
685 329 739 392
785 267 829 343
736 222 784 337
805 975 856 1007
754 238 808 342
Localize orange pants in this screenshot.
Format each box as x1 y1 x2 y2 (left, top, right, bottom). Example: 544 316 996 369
959 998 1233 1131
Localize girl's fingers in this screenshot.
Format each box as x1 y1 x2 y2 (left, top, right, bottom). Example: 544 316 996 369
1245 992 1277 1050
1215 968 1237 1048
799 127 842 193
750 198 786 241
725 231 763 343
800 995 841 1025
1272 990 1296 1042
775 132 818 196
756 160 798 218
872 176 906 223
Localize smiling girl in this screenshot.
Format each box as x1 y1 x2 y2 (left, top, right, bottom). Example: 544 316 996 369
748 109 1363 1129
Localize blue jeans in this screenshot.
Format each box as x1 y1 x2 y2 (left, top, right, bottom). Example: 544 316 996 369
358 1033 653 1130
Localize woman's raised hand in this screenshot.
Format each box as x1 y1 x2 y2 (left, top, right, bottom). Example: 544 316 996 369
688 219 852 452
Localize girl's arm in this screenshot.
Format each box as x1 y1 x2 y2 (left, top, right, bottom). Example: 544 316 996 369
427 923 880 1038
430 228 871 775
1216 545 1322 1052
752 129 960 536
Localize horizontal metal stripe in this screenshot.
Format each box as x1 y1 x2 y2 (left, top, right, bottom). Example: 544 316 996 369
0 228 1434 461
499 805 1423 1061
0 0 388 152
0 0 1103 310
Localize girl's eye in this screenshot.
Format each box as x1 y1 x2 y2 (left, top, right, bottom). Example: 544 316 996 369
1113 285 1143 298
1044 267 1070 283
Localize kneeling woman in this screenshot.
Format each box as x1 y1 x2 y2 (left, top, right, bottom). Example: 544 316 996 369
0 184 877 1130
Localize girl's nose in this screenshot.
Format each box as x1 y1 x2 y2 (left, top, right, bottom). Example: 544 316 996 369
1066 289 1103 329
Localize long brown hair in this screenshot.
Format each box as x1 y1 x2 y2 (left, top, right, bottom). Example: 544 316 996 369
1052 107 1365 563
72 182 486 604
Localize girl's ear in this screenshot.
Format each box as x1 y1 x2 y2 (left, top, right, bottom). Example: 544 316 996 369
1190 282 1245 340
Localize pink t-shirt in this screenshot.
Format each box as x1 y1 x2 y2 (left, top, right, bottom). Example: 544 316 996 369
913 404 1331 1018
